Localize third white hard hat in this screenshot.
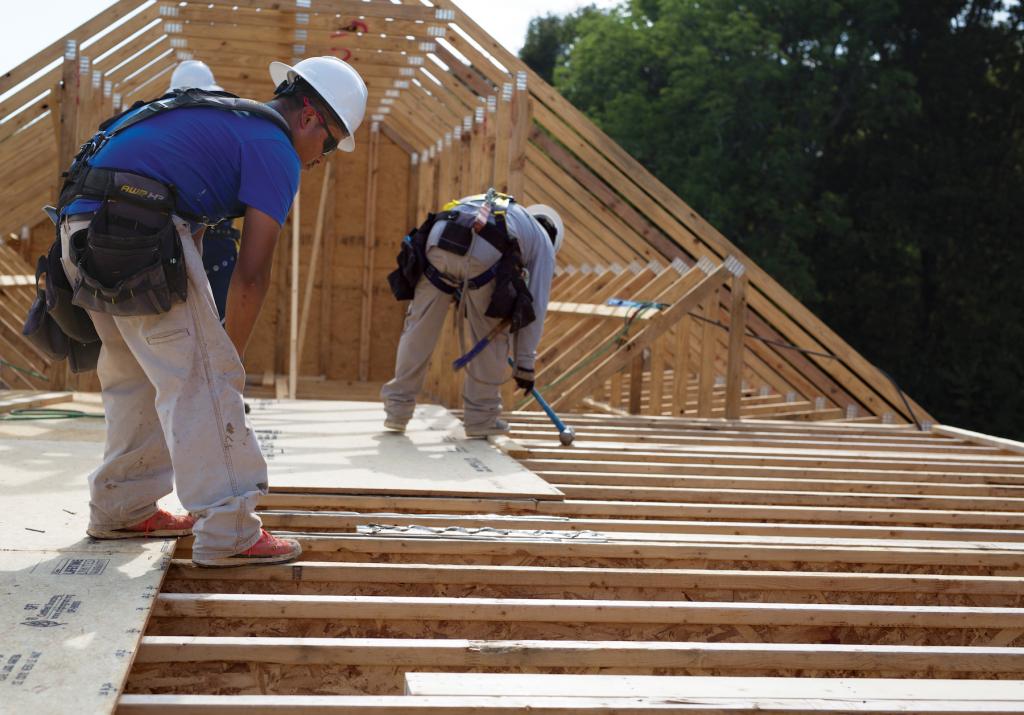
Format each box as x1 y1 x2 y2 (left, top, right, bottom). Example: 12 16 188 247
526 204 565 254
268 56 368 153
168 60 222 92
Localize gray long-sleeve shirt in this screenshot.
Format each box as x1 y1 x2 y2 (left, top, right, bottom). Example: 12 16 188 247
425 198 556 371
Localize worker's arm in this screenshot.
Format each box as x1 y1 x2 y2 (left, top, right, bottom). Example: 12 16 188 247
513 217 557 372
224 206 280 360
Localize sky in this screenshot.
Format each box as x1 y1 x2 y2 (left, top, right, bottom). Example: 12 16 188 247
0 0 620 78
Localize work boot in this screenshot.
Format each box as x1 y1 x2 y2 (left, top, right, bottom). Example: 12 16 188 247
192 529 302 568
383 417 407 433
464 418 510 438
87 509 195 539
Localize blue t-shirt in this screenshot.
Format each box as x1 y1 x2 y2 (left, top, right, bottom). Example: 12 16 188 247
64 106 300 225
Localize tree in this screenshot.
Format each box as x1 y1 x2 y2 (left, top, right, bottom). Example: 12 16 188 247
520 6 601 85
522 0 1024 438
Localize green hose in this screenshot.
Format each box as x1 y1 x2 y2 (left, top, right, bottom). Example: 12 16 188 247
0 408 105 421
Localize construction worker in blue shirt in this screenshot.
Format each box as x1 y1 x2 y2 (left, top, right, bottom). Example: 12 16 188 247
53 57 367 567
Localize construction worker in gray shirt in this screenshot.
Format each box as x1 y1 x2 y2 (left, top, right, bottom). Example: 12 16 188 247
382 191 563 436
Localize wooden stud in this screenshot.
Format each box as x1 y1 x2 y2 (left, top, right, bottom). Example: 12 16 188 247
724 272 748 420
358 124 381 382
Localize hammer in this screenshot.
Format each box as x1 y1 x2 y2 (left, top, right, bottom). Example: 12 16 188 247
507 358 575 446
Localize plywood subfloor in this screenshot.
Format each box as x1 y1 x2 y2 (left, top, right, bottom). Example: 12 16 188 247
248 400 564 500
0 394 172 715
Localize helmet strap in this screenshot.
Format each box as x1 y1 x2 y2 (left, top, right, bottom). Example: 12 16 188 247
536 216 557 245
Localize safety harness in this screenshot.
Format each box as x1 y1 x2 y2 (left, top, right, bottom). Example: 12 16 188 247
387 192 536 332
58 88 292 225
22 88 296 372
418 192 512 296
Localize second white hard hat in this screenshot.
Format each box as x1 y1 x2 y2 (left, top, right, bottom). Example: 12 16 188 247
269 56 368 153
168 60 222 92
526 204 565 254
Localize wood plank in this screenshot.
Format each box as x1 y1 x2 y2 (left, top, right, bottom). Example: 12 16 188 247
168 559 1024 596
406 672 1024 702
358 125 381 381
257 489 1024 529
254 509 1024 543
933 425 1024 456
118 693 1024 714
179 530 1024 568
724 273 748 419
133 635 1024 673
151 590 1024 631
0 391 71 413
115 692 1024 714
246 400 563 500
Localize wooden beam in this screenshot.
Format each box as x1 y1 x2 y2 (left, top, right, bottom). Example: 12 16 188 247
167 558 1024 595
132 635 1024 673
358 125 381 381
724 271 748 420
507 72 529 199
152 592 1024 629
288 188 300 398
296 161 332 372
932 426 1024 456
552 264 730 411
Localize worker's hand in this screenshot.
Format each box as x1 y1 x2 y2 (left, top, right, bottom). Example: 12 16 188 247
513 366 534 396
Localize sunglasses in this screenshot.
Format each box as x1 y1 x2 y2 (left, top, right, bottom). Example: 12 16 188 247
303 97 339 155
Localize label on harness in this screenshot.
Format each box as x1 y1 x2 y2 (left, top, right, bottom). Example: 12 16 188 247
110 172 173 210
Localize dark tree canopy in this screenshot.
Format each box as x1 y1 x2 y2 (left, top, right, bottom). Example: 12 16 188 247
521 0 1024 439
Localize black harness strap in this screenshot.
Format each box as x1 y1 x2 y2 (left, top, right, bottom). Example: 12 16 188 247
423 262 500 297
103 89 291 140
434 209 513 255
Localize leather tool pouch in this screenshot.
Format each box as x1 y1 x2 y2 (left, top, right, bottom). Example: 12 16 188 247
22 252 102 373
387 214 433 301
72 200 185 316
484 242 536 332
437 220 473 256
435 208 484 258
44 239 98 343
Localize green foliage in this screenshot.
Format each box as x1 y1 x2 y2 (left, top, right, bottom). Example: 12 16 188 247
521 0 1024 438
520 6 601 85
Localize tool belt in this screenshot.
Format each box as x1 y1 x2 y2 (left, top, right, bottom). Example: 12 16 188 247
387 214 433 301
22 239 102 373
70 195 186 316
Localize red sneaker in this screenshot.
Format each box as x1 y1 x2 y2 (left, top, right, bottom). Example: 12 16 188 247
192 529 302 568
87 509 195 539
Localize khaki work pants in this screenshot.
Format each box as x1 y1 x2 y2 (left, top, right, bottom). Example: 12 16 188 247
381 245 509 430
61 214 265 560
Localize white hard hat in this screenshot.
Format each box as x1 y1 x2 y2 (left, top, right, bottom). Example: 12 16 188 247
168 60 222 92
526 204 565 254
268 56 368 153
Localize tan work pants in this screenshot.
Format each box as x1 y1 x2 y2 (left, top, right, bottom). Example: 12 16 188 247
61 214 265 560
380 244 509 430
